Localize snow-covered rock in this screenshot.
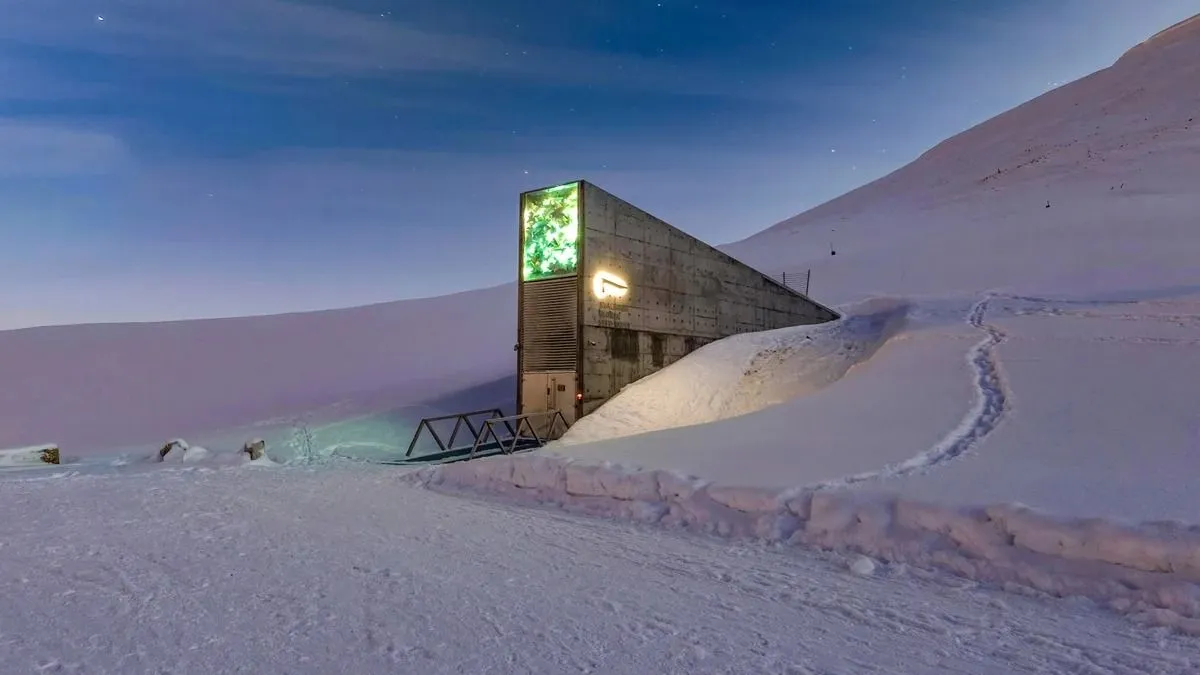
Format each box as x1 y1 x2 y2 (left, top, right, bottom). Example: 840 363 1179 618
849 555 878 577
0 443 60 467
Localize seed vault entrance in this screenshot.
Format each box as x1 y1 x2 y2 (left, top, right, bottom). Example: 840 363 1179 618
515 179 839 440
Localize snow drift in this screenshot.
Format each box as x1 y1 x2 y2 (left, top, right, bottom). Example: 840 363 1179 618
407 455 1200 634
558 297 910 445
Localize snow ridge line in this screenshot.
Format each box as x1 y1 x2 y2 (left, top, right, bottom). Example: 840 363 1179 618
998 293 1141 307
808 295 1011 491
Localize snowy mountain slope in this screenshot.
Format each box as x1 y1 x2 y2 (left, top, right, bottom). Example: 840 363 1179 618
722 14 1200 305
543 14 1200 524
0 283 516 453
1125 12 1200 58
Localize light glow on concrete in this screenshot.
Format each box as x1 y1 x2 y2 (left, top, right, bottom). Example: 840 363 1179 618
592 271 629 300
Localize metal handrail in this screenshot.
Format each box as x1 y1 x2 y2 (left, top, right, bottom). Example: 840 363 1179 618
404 408 568 461
468 409 569 460
405 408 509 458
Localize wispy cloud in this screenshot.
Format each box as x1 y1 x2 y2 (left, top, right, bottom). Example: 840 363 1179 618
0 55 110 101
0 120 131 176
0 0 813 101
1 1 675 88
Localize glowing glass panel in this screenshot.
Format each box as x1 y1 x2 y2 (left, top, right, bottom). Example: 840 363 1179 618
522 182 579 281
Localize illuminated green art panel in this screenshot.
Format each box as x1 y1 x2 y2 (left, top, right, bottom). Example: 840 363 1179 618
522 182 580 281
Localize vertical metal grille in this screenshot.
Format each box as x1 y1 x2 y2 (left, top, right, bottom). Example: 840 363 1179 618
521 276 579 372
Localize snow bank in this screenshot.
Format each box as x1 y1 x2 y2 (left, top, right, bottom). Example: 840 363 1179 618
559 297 911 445
406 455 1200 634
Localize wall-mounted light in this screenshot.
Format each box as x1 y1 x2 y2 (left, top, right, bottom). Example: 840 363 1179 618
592 271 629 300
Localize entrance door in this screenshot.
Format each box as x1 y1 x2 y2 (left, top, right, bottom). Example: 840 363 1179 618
520 370 577 439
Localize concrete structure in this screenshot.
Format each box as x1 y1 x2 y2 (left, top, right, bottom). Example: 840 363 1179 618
517 180 838 432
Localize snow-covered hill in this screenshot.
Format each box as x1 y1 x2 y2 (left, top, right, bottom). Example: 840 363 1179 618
0 284 516 453
548 12 1200 524
724 13 1199 305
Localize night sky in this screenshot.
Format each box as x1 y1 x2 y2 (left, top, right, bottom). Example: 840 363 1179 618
2 0 1195 328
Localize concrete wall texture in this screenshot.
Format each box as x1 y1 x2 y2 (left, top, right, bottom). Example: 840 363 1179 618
578 181 839 416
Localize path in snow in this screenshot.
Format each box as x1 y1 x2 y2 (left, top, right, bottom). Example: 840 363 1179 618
873 290 1200 522
553 291 1010 493
811 294 1011 490
900 296 1010 467
1 465 1197 675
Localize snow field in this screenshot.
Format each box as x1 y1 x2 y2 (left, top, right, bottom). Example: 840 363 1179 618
409 454 1200 635
874 291 1200 521
2 465 1197 675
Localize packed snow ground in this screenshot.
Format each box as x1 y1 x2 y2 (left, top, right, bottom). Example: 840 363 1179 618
2 465 1197 675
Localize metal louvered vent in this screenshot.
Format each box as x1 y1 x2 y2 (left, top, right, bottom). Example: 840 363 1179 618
521 276 579 372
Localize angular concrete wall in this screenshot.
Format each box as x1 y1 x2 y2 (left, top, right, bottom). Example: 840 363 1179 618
579 181 838 415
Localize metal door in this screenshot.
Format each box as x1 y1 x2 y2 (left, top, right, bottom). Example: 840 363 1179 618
520 371 576 438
